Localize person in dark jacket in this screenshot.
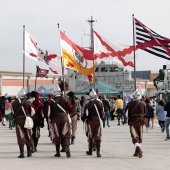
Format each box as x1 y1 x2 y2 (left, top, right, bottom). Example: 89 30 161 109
164 100 170 141
122 98 127 124
102 95 110 127
145 98 154 133
80 95 85 107
0 96 6 126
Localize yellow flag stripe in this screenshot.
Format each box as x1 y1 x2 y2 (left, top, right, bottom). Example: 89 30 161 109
62 49 96 76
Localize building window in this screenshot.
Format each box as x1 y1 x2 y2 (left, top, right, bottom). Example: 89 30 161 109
95 67 99 72
110 67 118 72
101 67 107 72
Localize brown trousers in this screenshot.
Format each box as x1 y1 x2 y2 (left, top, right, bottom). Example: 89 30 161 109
15 118 32 146
52 115 71 145
86 119 102 142
129 122 143 144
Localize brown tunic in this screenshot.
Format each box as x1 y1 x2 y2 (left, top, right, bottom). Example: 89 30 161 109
49 96 72 144
126 100 146 144
84 99 104 142
12 98 32 145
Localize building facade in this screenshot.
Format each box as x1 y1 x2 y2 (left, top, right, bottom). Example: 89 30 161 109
0 71 59 96
0 66 158 98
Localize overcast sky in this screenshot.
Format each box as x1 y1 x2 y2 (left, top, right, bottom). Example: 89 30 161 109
1 0 170 74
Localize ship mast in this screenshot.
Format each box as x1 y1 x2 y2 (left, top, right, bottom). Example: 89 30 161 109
87 16 97 88
87 16 96 50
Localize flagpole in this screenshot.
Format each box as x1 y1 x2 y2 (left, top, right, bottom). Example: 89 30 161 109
58 23 65 96
34 65 39 91
23 25 25 89
88 16 96 89
92 30 96 90
132 14 136 90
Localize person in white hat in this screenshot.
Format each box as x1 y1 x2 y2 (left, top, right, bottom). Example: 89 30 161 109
82 89 104 157
12 88 35 158
125 89 146 158
48 84 73 158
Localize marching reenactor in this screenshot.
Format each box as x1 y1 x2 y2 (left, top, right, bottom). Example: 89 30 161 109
125 90 146 158
82 89 104 157
48 85 72 158
12 89 35 158
30 91 44 152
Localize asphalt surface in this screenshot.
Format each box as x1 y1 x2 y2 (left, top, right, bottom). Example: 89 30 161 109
0 119 170 170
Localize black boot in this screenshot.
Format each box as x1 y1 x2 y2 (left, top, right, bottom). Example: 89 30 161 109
92 141 96 151
86 142 92 155
62 138 71 158
133 146 143 158
138 146 143 158
30 139 35 153
60 140 65 152
31 145 35 153
18 144 24 158
26 144 32 157
133 146 138 157
34 138 38 152
96 141 101 157
71 137 75 144
60 148 65 152
68 137 71 145
54 144 61 157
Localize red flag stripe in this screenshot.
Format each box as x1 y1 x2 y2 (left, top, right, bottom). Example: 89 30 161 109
60 31 93 60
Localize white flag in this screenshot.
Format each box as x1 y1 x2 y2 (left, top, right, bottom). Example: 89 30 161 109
25 31 62 75
93 31 136 67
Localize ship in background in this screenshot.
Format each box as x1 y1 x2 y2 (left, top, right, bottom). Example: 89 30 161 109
67 63 157 100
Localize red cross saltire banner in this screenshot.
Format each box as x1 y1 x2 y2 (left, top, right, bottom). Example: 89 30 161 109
93 31 135 67
25 31 62 75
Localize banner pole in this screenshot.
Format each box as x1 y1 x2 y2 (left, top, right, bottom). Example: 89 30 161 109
58 23 65 96
34 65 38 91
23 25 25 89
132 14 136 90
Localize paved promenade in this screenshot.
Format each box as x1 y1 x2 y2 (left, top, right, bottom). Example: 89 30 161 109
0 120 170 170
